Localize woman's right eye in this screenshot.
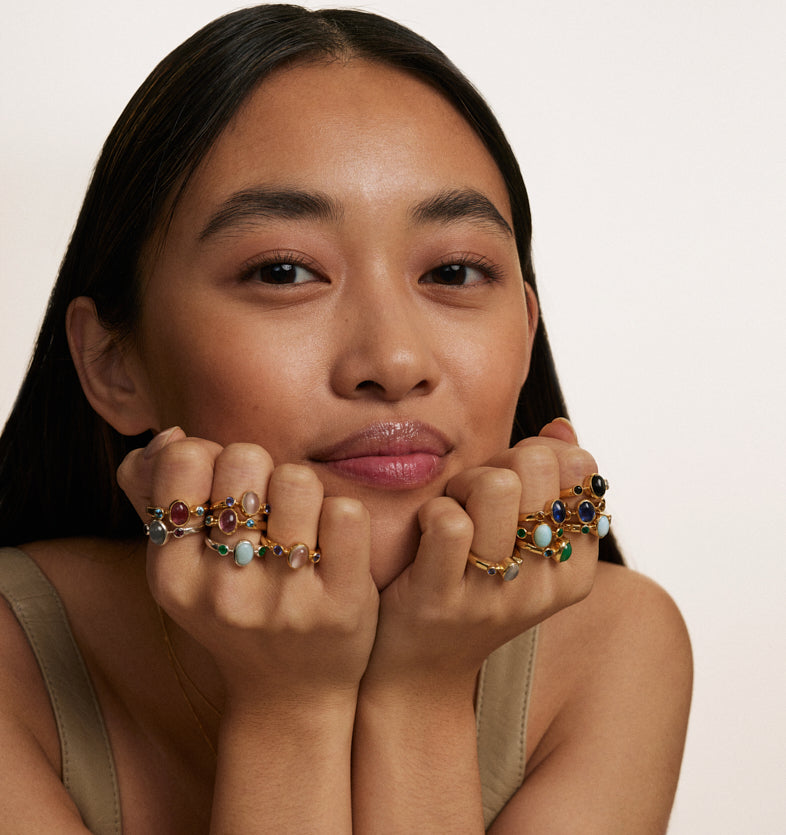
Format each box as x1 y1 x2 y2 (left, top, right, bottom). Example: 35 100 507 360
251 262 318 285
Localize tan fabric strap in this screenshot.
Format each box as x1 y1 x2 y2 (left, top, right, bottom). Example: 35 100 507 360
475 625 539 829
0 547 121 835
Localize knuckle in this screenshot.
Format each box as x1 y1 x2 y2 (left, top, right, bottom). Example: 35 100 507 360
515 443 559 476
154 437 207 472
270 462 322 494
563 447 599 478
472 467 521 502
217 442 274 477
151 439 214 495
322 496 369 528
421 498 474 545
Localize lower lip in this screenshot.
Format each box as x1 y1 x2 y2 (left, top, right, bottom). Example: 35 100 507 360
319 453 443 489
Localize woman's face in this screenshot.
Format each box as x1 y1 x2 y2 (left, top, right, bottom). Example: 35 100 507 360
132 59 536 585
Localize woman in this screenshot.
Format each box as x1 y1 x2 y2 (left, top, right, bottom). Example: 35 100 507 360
0 5 691 832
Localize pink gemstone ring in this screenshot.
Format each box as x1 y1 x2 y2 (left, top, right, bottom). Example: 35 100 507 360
145 500 209 527
205 491 269 536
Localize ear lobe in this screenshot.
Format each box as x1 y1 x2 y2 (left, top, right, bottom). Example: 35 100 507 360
66 296 158 436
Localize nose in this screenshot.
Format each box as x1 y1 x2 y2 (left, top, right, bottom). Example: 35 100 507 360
329 276 441 402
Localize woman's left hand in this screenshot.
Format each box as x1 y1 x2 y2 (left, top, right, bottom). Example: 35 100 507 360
360 418 601 694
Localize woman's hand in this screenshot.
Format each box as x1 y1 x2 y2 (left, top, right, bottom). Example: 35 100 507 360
361 418 600 694
117 428 379 706
119 428 381 830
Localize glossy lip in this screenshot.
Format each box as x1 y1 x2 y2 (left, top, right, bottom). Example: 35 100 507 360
311 421 453 489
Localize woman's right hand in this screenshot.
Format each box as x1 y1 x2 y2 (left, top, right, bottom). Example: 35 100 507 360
116 427 380 707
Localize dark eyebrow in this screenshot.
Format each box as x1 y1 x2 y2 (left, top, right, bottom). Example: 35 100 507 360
198 187 343 241
409 188 513 238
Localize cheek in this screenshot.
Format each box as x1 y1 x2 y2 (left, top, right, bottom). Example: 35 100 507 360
453 318 530 442
138 312 325 450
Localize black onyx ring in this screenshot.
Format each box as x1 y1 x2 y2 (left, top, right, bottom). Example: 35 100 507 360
560 473 609 501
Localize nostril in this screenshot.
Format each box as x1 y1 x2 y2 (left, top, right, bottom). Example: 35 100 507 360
355 380 379 391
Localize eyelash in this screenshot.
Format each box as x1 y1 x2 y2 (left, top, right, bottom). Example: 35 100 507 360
238 250 324 285
237 250 505 286
424 254 504 286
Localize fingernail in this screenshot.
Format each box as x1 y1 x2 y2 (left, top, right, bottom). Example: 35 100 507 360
551 417 578 441
552 417 574 431
144 426 181 459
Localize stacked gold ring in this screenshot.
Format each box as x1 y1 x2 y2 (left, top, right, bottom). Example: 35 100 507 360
467 473 611 578
145 499 209 546
206 534 320 569
467 551 522 582
558 474 611 538
205 491 269 536
515 499 573 563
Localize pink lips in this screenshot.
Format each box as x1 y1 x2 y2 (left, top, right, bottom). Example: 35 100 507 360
312 421 452 489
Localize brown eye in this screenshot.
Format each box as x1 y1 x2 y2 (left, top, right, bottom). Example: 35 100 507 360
422 263 487 286
253 262 317 284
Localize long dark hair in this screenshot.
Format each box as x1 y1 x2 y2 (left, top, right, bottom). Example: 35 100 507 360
0 4 623 564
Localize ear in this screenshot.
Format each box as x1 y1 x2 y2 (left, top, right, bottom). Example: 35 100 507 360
66 296 159 436
524 281 539 353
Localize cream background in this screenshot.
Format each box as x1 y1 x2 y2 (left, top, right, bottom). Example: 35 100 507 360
2 2 785 832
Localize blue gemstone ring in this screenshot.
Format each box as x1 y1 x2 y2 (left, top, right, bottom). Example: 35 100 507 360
515 515 573 563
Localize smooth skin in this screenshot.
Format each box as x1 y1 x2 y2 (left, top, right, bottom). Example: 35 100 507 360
0 59 691 833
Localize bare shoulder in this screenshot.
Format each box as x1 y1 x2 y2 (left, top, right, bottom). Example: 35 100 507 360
573 561 692 664
534 562 693 754
494 564 692 833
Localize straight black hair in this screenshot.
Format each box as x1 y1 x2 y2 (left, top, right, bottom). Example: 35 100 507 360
0 4 623 564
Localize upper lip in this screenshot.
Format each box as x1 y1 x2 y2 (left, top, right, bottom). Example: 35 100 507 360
311 421 453 461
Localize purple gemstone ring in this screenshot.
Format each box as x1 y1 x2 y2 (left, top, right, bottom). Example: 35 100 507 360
205 491 270 535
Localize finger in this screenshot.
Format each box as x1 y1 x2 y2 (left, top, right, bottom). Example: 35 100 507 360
512 442 599 582
316 496 372 590
445 467 520 567
265 463 324 570
116 426 187 519
208 443 275 565
504 438 598 493
147 437 220 606
513 443 561 517
411 496 474 591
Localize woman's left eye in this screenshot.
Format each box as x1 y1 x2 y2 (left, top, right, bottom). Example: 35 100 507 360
420 263 492 286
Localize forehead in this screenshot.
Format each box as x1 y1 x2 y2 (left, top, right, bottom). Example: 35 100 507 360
173 58 512 230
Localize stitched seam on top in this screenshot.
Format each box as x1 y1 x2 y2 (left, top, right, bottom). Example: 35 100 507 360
518 626 539 782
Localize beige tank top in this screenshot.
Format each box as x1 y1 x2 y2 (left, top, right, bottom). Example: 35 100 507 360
0 546 536 832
